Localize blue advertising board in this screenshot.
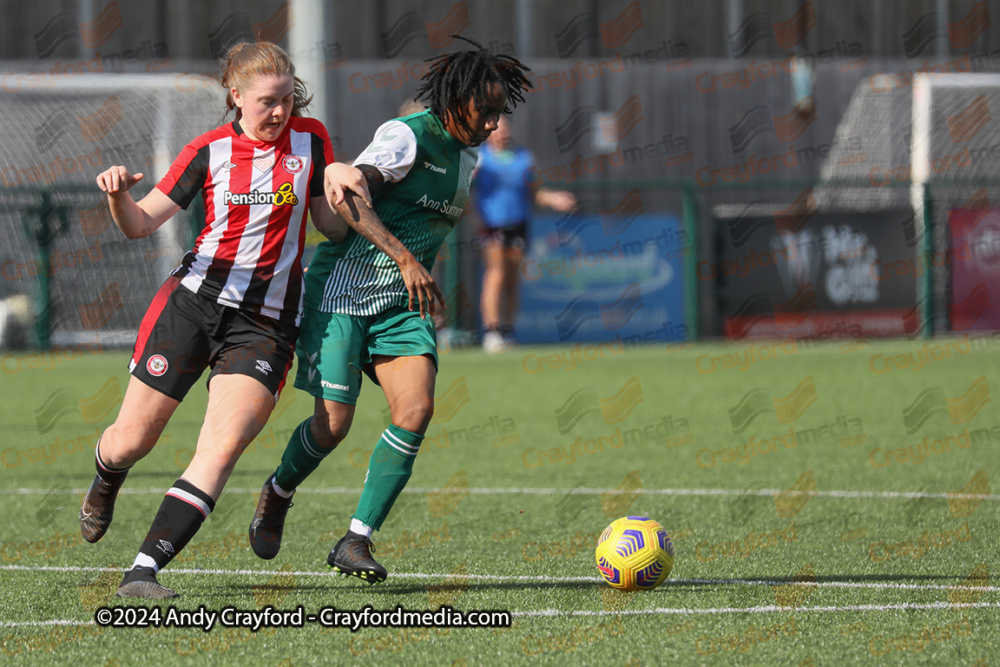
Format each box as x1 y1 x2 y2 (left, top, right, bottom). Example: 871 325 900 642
514 212 689 344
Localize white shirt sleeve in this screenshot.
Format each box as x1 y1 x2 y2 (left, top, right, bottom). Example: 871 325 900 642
471 149 484 179
353 120 418 183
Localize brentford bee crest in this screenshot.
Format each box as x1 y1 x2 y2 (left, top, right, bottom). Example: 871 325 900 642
282 155 304 174
146 354 168 376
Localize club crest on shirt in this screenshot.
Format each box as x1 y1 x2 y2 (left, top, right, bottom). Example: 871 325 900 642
282 155 305 174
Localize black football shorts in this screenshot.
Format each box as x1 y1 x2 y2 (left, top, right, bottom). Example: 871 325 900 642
478 221 528 251
129 277 297 401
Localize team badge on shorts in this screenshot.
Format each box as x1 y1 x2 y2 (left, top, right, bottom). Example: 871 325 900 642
282 155 304 174
147 354 168 376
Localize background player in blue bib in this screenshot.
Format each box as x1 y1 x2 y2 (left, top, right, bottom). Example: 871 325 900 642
472 116 576 352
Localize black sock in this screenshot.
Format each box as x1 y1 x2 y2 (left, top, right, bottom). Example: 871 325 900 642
95 438 131 486
134 479 215 572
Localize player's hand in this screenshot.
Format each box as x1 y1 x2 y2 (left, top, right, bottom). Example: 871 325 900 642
547 190 577 213
96 166 143 195
325 162 372 209
398 255 444 319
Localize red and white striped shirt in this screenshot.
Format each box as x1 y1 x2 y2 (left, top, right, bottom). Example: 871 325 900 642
156 116 333 325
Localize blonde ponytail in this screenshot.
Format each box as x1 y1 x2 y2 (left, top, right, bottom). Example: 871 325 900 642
220 41 312 118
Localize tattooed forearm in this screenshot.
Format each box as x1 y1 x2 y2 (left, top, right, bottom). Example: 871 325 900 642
333 194 413 265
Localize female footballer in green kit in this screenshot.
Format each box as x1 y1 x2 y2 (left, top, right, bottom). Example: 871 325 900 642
249 38 532 583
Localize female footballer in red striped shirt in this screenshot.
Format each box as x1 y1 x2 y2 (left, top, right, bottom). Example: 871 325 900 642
82 42 365 598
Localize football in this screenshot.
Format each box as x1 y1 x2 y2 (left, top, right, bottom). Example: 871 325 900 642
595 516 674 591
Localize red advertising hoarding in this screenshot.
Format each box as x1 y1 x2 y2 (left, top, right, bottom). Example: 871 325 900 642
950 208 1000 331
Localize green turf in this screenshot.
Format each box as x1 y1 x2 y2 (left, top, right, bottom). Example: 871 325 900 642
2 338 999 665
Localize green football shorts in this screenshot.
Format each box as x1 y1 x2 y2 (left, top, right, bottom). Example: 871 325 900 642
294 305 438 404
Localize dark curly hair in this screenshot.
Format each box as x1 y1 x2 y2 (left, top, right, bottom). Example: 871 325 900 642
415 36 532 132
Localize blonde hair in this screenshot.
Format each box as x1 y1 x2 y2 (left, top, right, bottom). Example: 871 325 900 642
221 42 312 118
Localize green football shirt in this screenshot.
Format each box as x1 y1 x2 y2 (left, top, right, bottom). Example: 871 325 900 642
304 111 478 315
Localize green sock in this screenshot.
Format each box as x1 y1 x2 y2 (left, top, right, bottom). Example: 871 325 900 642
273 418 333 491
353 424 423 531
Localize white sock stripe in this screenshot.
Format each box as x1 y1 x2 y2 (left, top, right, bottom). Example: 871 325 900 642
94 440 105 471
384 439 419 457
350 518 373 537
271 477 294 498
382 429 420 454
166 488 212 519
299 421 327 460
95 450 111 473
132 553 158 572
95 438 129 474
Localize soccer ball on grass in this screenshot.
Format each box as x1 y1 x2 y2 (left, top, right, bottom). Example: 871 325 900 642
595 516 673 591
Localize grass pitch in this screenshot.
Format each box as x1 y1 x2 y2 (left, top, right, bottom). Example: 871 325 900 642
1 337 999 665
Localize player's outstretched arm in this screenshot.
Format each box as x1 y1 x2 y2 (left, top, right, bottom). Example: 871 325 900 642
96 165 180 239
527 152 577 213
309 197 349 243
535 188 577 213
310 161 373 243
324 162 372 209
329 165 444 319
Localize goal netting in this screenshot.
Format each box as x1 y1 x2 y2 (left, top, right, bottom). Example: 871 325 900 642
817 72 1000 334
0 73 224 349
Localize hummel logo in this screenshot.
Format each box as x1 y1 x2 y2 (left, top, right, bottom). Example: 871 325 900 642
321 380 350 391
157 539 174 555
424 161 447 174
307 352 318 383
256 360 273 375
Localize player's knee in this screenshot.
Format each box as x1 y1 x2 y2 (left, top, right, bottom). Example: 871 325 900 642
391 397 433 433
99 423 156 466
312 414 349 451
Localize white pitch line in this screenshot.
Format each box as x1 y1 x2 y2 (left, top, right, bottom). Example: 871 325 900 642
0 565 595 582
515 601 1000 617
7 487 1000 501
0 620 93 628
2 565 998 594
672 578 999 593
4 602 999 628
0 565 593 582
